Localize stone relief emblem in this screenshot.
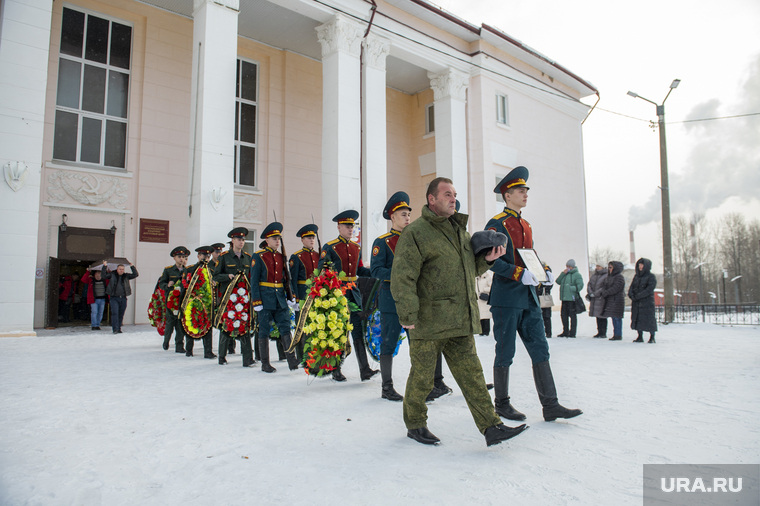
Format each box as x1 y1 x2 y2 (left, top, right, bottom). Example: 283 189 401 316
233 194 259 221
4 161 29 192
47 170 127 209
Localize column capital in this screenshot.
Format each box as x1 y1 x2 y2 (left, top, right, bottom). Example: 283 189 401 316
316 13 364 59
194 0 240 14
428 68 469 102
362 35 390 70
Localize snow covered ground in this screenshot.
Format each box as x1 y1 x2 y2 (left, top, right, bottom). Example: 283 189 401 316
1 316 758 505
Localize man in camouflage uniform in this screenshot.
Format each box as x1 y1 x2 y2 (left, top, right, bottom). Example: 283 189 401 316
159 246 190 353
212 227 254 367
391 177 527 447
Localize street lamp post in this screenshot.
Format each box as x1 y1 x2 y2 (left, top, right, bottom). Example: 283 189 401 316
730 275 743 304
627 79 680 323
694 261 707 304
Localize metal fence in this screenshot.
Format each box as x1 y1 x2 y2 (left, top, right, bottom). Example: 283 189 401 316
655 304 760 325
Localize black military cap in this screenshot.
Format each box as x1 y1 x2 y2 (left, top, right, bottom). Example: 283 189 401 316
170 246 191 257
382 191 412 220
227 227 249 239
211 242 225 251
494 166 530 194
470 230 507 256
296 224 319 238
260 222 283 239
195 245 214 254
332 210 359 224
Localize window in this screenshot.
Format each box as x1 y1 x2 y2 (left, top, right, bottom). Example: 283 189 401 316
243 229 257 256
425 103 435 135
496 94 509 126
53 7 132 169
234 59 258 187
495 175 505 203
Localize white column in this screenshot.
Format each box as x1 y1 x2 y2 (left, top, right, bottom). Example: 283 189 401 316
429 68 469 212
188 0 239 247
316 14 364 240
361 34 390 257
0 0 53 336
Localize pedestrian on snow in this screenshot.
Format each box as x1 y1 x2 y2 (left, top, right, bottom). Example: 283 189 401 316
81 268 108 330
629 257 657 343
587 263 608 338
536 263 553 338
601 261 625 340
556 259 584 338
476 270 493 336
102 261 139 334
391 177 527 447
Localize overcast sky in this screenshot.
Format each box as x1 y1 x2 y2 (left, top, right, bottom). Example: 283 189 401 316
436 0 760 268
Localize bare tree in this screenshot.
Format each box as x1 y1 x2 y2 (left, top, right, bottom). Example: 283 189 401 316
589 246 626 268
719 213 749 303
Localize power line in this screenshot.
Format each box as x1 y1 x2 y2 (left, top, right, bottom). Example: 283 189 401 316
670 112 760 124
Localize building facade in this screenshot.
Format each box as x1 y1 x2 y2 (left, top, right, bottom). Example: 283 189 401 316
0 0 596 335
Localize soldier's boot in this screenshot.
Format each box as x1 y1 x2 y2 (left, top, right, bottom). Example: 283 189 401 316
380 355 403 401
218 333 229 365
162 333 170 351
202 333 216 359
281 333 299 370
354 335 379 381
295 341 305 368
258 337 276 373
332 359 347 382
484 423 529 447
276 339 287 361
493 366 526 421
533 361 583 422
426 355 453 401
175 333 186 354
185 336 194 357
253 336 260 361
228 339 236 354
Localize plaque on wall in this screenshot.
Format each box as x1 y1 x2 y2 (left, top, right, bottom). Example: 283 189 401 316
57 227 115 261
139 218 169 244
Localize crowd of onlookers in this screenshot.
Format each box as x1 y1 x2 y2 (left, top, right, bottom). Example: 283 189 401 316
476 257 659 343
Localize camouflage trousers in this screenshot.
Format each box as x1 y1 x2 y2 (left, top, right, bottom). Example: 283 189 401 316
403 335 501 434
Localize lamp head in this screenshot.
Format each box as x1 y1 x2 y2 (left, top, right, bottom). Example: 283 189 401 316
670 79 681 89
626 91 638 98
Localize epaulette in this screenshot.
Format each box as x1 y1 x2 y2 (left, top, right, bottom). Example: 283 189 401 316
164 264 174 269
220 250 230 256
378 232 392 239
254 249 266 254
293 248 305 255
326 239 340 246
491 212 508 221
243 251 252 256
187 263 195 269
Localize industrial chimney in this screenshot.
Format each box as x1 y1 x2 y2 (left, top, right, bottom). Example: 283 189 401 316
629 230 636 265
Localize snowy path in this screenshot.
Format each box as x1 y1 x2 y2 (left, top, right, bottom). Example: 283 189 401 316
1 318 758 505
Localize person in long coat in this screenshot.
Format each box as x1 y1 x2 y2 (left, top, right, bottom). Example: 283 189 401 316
476 270 493 336
586 264 608 338
600 261 625 340
628 257 657 343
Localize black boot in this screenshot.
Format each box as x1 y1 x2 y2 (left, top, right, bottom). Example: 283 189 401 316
493 366 526 421
648 333 656 344
202 333 216 359
407 427 440 445
175 338 186 354
484 423 528 447
354 335 379 380
162 334 170 350
218 332 229 364
633 331 644 343
332 366 347 382
275 339 287 361
533 361 582 421
228 338 236 354
281 333 299 370
258 337 276 372
185 336 194 357
380 355 403 401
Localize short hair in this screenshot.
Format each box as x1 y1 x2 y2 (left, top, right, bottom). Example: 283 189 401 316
426 177 453 200
117 264 125 269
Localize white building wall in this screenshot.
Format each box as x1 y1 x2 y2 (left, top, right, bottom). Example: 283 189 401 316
0 0 53 336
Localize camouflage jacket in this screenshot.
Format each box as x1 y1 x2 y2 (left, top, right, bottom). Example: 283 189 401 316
391 205 492 340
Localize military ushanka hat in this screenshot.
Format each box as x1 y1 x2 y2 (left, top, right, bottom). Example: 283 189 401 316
227 227 249 239
382 191 412 220
211 242 225 252
296 224 319 238
332 210 359 224
195 245 214 254
494 166 530 194
170 246 191 257
470 230 507 256
260 221 283 239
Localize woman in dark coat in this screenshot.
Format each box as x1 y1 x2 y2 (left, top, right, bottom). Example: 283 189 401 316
628 257 657 343
600 261 625 340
